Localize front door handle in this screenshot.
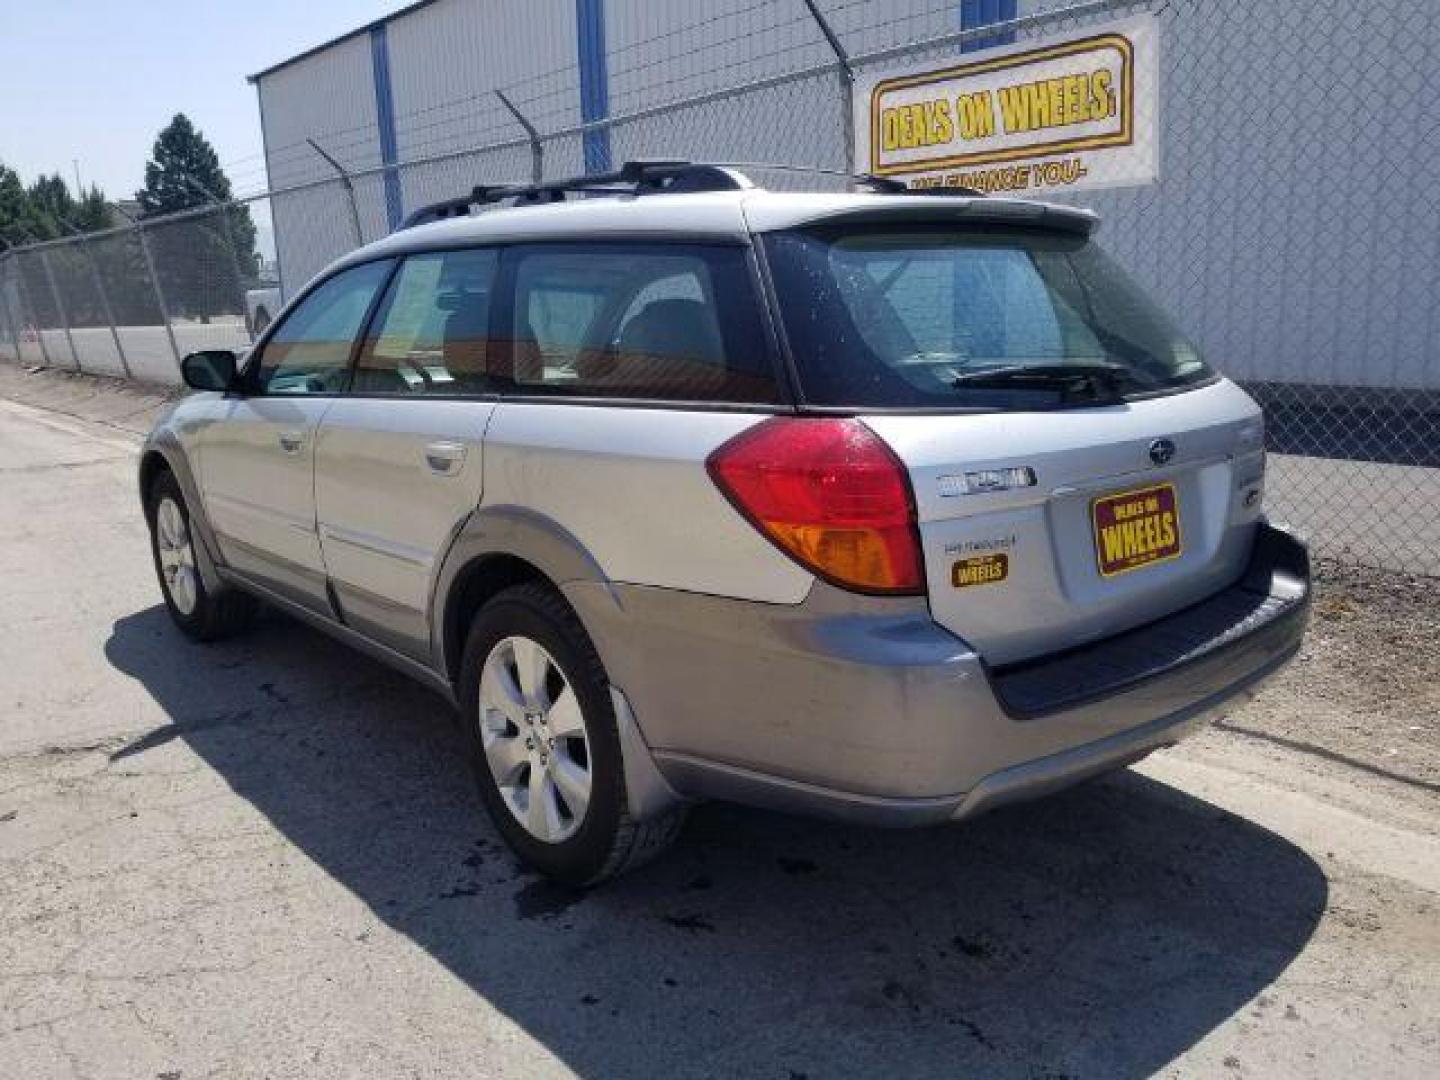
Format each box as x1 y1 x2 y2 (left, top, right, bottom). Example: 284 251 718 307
424 441 467 475
278 431 305 455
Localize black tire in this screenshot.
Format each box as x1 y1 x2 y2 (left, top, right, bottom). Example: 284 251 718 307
459 581 685 885
146 470 257 642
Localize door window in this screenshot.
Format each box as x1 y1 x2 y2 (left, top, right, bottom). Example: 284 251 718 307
505 244 777 403
252 260 392 395
353 249 500 395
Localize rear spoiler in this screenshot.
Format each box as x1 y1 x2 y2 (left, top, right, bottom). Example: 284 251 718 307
763 198 1099 237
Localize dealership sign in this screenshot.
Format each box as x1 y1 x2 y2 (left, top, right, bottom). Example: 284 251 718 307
855 15 1158 194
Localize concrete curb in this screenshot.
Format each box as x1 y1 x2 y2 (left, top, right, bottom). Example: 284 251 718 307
0 360 180 437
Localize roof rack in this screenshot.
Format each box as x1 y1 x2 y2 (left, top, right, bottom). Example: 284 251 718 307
853 173 985 197
397 159 987 231
398 160 755 230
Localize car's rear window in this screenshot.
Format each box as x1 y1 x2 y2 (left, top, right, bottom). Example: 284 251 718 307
763 225 1213 409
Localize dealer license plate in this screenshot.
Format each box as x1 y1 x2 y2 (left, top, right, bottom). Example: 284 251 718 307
1091 482 1182 577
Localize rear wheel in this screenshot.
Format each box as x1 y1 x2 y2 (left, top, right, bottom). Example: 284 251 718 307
147 471 256 641
459 582 685 885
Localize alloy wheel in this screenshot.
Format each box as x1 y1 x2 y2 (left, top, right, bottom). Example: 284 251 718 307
477 635 592 843
155 497 198 616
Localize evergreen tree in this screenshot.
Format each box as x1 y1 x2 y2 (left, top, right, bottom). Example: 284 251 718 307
0 163 51 248
72 187 112 233
27 173 75 233
136 114 258 318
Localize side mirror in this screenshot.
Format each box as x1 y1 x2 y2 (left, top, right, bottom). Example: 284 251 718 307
181 350 238 392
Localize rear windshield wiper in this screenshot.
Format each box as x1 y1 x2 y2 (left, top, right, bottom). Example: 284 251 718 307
951 362 1137 403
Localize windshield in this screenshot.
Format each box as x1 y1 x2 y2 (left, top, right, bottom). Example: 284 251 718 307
763 226 1213 409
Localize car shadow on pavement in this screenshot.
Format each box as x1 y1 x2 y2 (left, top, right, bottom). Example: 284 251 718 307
106 604 1327 1079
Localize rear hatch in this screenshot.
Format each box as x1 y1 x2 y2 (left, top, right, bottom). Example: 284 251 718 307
758 202 1268 664
865 383 1264 664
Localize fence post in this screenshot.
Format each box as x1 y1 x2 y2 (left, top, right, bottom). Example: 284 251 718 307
0 256 21 364
11 254 53 367
60 220 132 380
801 0 857 175
112 205 184 376
495 89 544 183
306 139 365 248
36 247 82 373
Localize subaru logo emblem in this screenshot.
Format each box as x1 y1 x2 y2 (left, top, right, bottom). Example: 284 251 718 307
1148 438 1176 466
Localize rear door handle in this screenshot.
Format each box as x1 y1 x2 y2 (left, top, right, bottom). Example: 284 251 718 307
423 441 467 475
278 431 305 454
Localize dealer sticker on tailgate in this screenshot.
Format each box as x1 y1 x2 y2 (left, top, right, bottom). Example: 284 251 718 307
1092 482 1182 577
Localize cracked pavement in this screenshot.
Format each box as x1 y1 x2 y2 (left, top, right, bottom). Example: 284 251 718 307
0 368 1437 1079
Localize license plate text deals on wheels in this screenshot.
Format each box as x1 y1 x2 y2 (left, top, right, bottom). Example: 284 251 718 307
1092 482 1182 577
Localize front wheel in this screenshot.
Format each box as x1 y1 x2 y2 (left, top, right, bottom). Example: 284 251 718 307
459 582 685 885
147 471 256 641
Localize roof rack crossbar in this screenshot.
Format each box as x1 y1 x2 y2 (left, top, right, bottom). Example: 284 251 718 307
853 173 985 197
397 159 990 231
398 160 751 229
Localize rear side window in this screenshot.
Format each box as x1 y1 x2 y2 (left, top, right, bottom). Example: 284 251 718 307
763 227 1213 409
353 249 499 395
505 244 777 404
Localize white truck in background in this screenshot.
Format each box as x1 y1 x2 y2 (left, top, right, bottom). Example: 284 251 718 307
244 285 281 337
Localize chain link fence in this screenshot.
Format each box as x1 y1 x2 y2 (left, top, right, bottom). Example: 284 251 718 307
1 0 1436 575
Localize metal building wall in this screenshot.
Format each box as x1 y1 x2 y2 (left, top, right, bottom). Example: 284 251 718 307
256 34 380 294
251 0 1434 391
601 1 1021 176
253 1 1021 289
385 0 584 208
1052 0 1436 392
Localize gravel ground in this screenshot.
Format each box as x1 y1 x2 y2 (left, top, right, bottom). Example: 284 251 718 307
1217 561 1440 789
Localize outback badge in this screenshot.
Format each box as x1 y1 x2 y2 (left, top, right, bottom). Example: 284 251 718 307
952 553 1009 588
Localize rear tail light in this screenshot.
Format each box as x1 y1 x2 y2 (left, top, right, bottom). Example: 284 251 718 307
706 417 924 595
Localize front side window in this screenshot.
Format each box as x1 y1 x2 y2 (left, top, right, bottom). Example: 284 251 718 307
253 260 392 394
764 226 1213 409
353 249 499 395
506 244 777 404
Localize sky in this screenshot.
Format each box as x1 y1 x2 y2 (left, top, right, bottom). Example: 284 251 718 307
0 0 406 200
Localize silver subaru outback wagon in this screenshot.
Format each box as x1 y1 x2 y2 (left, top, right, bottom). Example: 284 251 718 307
140 162 1310 884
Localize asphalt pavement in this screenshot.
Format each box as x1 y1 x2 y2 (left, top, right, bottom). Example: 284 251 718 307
1 377 1437 1079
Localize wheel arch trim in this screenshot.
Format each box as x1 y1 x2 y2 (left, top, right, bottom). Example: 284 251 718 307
430 507 682 822
140 434 225 594
429 504 621 687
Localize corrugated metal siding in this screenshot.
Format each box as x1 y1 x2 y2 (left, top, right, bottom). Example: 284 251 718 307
257 36 380 187
385 0 584 199
258 34 381 293
251 0 1437 389
1043 0 1438 391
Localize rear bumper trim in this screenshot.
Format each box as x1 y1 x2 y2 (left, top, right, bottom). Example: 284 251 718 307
989 523 1311 719
653 633 1300 829
952 636 1299 820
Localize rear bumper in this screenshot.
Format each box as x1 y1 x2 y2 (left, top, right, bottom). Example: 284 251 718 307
569 523 1310 826
989 522 1310 720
